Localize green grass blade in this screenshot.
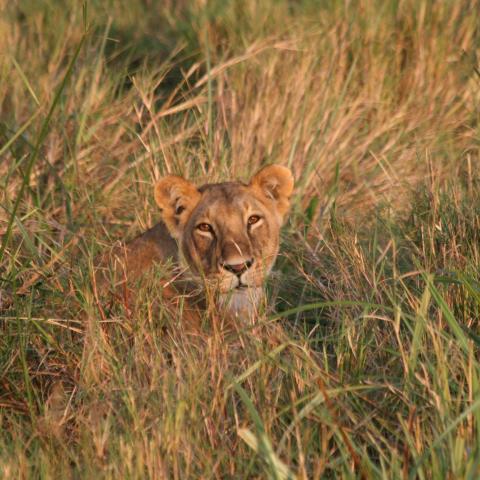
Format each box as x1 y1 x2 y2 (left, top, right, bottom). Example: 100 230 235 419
0 33 86 263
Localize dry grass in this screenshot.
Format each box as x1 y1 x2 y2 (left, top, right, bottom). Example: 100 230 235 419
1 0 480 478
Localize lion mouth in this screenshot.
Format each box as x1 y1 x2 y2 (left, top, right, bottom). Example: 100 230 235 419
231 272 265 291
212 270 265 292
221 278 251 292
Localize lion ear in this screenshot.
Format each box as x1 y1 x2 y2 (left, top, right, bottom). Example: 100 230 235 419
250 165 294 222
154 176 201 238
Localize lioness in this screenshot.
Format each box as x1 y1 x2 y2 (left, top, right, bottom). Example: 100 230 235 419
96 164 294 320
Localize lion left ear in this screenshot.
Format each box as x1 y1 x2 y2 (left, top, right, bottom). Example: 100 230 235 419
154 176 201 238
250 164 294 222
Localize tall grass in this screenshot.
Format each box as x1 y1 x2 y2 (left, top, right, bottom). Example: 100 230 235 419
1 0 480 478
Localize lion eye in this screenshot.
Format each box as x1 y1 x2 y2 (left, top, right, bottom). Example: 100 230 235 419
197 223 213 233
248 215 261 225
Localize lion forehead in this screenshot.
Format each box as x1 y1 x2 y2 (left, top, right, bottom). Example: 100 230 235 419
192 182 270 219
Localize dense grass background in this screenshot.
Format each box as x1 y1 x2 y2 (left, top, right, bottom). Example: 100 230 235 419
1 0 480 478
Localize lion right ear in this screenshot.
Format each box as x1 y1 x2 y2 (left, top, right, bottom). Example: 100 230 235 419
154 176 201 238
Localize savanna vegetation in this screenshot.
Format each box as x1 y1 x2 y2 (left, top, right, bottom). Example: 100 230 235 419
1 0 480 478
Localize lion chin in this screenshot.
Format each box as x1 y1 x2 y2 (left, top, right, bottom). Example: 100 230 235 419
217 287 263 318
95 164 294 322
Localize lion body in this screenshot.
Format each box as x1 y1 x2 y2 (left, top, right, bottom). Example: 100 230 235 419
96 165 293 319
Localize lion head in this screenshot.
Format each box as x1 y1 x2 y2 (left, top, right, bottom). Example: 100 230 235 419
154 165 294 314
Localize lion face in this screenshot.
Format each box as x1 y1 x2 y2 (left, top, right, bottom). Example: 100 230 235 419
154 165 294 309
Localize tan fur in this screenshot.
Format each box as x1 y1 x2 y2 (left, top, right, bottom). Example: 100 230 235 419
96 165 294 321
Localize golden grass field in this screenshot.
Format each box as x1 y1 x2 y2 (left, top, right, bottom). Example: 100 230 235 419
1 0 480 478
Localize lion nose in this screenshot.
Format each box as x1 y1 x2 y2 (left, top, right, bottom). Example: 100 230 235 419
222 259 254 276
